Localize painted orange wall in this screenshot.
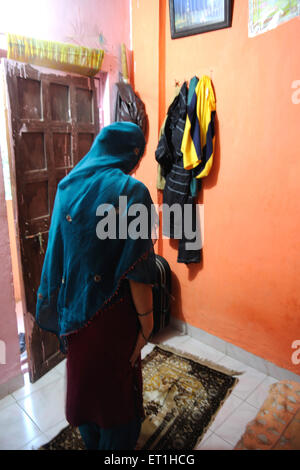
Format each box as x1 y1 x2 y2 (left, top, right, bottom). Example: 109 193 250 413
132 0 300 374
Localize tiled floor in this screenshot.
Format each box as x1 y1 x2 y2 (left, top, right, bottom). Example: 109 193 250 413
0 326 278 450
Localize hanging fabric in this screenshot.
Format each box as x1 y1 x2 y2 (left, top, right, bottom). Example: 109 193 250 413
155 81 201 265
155 75 216 264
114 44 148 136
181 75 216 178
6 34 104 77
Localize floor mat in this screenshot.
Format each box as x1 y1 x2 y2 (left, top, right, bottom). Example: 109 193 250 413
40 344 241 450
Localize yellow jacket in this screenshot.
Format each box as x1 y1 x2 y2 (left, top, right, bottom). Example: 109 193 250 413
181 76 216 179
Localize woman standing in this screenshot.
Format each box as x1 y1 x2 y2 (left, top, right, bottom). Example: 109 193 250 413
36 122 156 450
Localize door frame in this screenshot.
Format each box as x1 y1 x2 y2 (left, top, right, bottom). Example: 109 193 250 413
1 58 107 382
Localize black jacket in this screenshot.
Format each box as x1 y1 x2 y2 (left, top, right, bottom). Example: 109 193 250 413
155 82 201 264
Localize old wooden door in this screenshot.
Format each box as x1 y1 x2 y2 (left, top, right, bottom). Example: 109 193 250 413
5 60 100 382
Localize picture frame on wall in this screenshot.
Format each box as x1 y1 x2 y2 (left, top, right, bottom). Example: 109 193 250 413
169 0 233 39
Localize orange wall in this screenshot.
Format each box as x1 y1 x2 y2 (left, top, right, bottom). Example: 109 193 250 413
132 0 300 374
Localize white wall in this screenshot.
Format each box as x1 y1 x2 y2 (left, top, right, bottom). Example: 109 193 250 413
0 0 131 121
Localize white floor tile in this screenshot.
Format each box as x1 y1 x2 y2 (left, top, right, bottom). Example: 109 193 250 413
194 429 213 449
209 393 243 432
19 433 50 450
164 335 193 348
225 343 269 375
162 336 223 363
266 361 300 382
44 418 69 441
246 375 278 409
197 432 233 450
152 326 189 348
0 393 16 412
179 337 225 363
12 367 63 401
218 355 250 373
187 326 227 355
218 355 266 400
0 330 279 451
141 343 155 359
214 401 258 447
0 402 41 450
54 358 67 377
17 377 66 432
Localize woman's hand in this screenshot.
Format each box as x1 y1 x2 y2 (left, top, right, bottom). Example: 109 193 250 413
129 331 147 367
128 280 154 368
129 316 153 367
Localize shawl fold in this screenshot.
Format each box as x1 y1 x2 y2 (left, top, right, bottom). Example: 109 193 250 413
36 122 156 351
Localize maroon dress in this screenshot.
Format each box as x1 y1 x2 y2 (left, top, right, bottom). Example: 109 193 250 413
65 282 144 429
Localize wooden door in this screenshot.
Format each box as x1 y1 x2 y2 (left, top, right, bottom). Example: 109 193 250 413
5 60 100 382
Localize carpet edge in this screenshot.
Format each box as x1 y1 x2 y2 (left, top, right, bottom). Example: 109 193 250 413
193 378 239 449
151 342 244 377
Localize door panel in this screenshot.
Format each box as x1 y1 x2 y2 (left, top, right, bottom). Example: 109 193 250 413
50 83 70 122
17 77 42 119
53 133 73 168
21 132 46 171
76 88 94 123
78 133 95 160
5 60 99 382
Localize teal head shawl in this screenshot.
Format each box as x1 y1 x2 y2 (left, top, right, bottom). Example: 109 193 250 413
36 122 156 351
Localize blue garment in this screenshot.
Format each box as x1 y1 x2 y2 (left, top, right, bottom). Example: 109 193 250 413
155 82 201 264
36 122 156 351
188 76 201 199
78 418 142 450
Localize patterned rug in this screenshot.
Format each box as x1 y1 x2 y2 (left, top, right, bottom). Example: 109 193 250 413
40 344 241 450
234 380 300 450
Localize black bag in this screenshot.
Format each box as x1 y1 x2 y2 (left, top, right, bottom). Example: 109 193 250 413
152 255 172 335
114 82 148 137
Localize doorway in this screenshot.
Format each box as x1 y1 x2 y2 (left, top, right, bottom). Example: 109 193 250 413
0 59 106 383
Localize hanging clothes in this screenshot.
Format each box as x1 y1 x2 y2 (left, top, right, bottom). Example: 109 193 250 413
181 75 216 179
155 82 201 264
186 75 202 198
155 75 216 264
156 85 181 191
156 80 201 196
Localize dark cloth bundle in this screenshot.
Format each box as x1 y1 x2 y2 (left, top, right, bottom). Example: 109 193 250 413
155 82 201 264
115 81 148 137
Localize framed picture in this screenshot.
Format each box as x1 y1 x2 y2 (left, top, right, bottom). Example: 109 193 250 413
169 0 233 39
249 0 300 38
